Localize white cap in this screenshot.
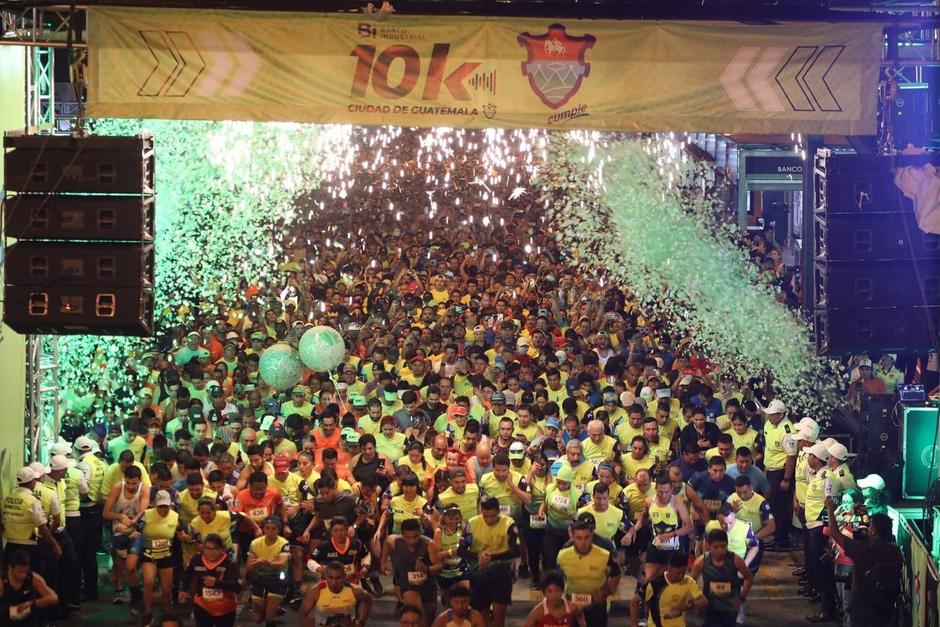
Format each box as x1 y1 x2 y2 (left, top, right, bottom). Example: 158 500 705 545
827 441 849 461
74 436 94 452
154 490 173 507
502 390 516 406
29 461 49 476
806 442 829 461
820 437 838 449
858 358 873 368
335 382 348 392
857 474 886 491
655 388 671 399
49 455 70 471
619 391 635 407
796 417 820 439
882 353 897 362
50 442 71 457
225 331 239 340
88 439 101 454
795 428 817 443
16 467 37 485
554 350 567 362
762 399 787 415
639 386 653 400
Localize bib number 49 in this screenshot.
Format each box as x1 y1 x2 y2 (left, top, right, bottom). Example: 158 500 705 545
350 44 480 101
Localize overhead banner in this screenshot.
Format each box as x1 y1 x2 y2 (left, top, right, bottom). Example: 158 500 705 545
87 8 882 134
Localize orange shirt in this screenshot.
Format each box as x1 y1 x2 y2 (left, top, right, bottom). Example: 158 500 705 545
232 487 282 532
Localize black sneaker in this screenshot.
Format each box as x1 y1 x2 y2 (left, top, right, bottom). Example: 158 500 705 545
370 575 384 596
518 564 531 579
361 578 375 596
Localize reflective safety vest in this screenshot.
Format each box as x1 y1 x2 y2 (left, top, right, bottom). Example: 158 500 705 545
34 482 57 529
763 419 795 471
43 478 66 532
81 453 106 505
2 487 41 545
64 466 83 515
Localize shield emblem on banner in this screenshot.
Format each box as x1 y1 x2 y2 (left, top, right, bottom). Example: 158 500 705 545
517 24 596 110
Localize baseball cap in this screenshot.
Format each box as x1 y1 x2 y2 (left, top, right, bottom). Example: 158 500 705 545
452 405 468 417
345 432 361 445
138 388 153 399
209 386 225 398
655 388 671 399
186 331 200 339
806 442 829 461
490 391 506 404
762 399 787 415
188 406 203 419
251 331 266 340
341 427 358 441
269 426 288 438
602 392 618 404
619 391 635 407
858 358 873 368
555 464 574 482
350 395 367 408
797 417 820 436
16 467 36 484
516 337 530 347
51 442 71 457
74 436 94 452
29 461 49 476
382 385 398 402
827 441 849 461
509 441 526 459
545 417 561 430
820 437 838 449
794 428 816 443
154 490 172 507
273 455 291 472
49 455 70 471
857 474 886 491
225 331 239 341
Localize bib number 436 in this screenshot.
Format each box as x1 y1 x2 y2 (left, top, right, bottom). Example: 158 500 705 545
350 44 480 101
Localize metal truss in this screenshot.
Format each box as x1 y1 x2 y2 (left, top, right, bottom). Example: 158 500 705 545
26 335 58 464
0 5 86 48
26 46 53 132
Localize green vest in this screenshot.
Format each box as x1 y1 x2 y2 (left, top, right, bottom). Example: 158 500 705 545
33 483 56 529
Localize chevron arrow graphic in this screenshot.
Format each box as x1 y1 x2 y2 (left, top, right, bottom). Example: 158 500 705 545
163 32 205 97
721 47 759 111
138 31 179 97
221 33 261 97
799 45 845 112
747 47 786 112
193 32 234 97
775 46 818 112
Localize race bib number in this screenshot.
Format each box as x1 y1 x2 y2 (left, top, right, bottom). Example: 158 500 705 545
498 505 511 516
202 587 223 601
529 514 546 529
407 571 427 586
570 592 592 606
590 458 603 469
652 535 679 550
344 563 356 577
151 538 171 552
664 605 683 619
550 495 570 510
249 507 268 521
704 499 722 512
710 581 731 597
9 604 31 620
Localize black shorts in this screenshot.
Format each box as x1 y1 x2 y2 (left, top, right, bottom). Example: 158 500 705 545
287 516 310 548
645 546 681 565
436 574 469 590
141 552 174 569
249 578 288 599
469 564 513 610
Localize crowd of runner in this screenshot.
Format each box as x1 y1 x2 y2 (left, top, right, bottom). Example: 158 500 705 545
1 199 908 627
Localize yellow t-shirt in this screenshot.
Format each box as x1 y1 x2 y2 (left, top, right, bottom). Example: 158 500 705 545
268 473 303 507
142 508 179 558
190 509 234 549
645 574 703 627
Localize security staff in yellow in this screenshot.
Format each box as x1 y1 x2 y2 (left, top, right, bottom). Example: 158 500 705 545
556 520 621 626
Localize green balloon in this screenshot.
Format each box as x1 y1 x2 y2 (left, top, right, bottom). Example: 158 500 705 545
258 343 304 391
299 326 346 372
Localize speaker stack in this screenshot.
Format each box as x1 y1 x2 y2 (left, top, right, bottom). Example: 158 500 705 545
813 150 940 355
2 132 155 336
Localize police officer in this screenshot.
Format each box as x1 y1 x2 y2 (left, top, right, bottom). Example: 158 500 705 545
803 442 839 623
75 436 106 601
2 467 59 566
760 400 797 551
